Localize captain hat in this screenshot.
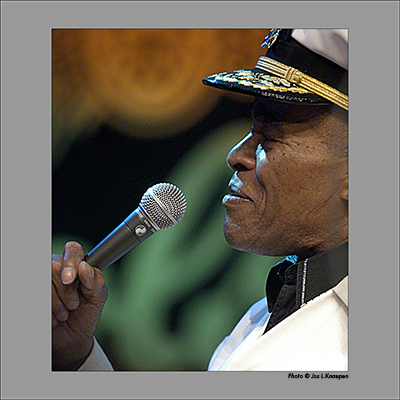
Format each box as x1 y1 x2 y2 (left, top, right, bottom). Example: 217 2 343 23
202 29 348 110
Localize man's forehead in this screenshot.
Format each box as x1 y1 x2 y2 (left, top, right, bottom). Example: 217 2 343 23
251 97 330 123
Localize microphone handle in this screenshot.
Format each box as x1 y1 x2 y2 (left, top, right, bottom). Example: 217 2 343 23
84 207 157 271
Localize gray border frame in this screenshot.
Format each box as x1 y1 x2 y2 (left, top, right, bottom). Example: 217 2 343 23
1 1 399 399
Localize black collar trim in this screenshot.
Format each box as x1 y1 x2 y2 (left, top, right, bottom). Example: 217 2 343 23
266 242 348 313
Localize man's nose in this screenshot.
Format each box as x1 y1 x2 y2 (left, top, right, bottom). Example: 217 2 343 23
226 133 257 172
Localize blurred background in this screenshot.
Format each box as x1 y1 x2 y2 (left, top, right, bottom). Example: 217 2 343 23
52 28 281 371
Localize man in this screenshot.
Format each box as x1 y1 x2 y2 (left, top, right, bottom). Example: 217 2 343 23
52 28 348 371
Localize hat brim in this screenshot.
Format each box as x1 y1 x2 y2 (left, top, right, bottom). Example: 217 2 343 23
202 67 330 105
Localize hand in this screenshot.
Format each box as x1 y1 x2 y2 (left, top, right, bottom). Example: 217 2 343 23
52 241 108 370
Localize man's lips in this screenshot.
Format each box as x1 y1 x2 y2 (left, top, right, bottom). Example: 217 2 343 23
222 183 252 205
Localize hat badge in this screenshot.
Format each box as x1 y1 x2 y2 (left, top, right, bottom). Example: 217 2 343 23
261 29 281 49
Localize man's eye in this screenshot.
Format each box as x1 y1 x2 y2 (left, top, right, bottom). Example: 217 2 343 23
252 129 276 141
262 134 276 142
262 134 278 148
262 143 273 153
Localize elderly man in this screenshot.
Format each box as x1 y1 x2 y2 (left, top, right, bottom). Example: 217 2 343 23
52 28 348 371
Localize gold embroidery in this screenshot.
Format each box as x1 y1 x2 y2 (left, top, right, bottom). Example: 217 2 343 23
209 71 310 94
256 57 348 110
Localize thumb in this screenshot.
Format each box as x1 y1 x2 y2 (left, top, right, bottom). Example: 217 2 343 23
78 261 107 303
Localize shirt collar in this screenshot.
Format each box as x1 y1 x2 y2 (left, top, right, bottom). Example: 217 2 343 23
266 241 348 313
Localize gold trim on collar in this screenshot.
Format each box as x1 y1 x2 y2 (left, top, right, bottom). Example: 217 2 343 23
256 56 348 110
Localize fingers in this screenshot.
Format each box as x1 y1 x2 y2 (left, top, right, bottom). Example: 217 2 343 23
52 258 80 323
52 242 84 323
78 260 95 288
78 261 108 304
52 242 108 325
61 241 85 284
52 280 69 324
52 254 62 263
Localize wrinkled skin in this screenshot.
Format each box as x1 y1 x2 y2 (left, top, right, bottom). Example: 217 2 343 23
52 242 108 370
222 98 348 259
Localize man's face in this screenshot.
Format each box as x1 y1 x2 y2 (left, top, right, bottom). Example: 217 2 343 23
223 98 348 258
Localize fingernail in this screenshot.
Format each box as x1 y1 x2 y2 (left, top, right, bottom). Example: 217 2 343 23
62 267 74 284
82 261 94 279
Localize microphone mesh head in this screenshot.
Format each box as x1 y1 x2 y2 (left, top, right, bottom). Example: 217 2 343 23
139 183 187 230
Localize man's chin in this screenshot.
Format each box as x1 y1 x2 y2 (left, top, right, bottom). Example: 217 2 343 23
223 221 244 250
223 220 258 254
223 220 283 257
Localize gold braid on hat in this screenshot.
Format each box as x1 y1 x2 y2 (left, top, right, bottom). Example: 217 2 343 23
256 56 348 110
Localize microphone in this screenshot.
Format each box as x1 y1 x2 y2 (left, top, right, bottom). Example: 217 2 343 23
84 183 186 271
